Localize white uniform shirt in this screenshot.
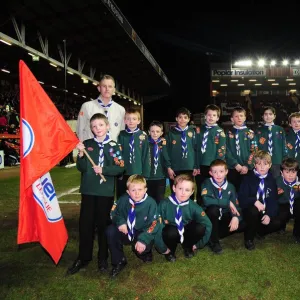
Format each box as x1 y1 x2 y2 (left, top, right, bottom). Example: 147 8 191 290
76 99 125 141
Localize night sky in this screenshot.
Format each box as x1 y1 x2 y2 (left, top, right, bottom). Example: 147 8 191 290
112 2 300 124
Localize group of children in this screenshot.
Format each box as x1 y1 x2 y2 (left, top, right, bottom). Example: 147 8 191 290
66 103 300 279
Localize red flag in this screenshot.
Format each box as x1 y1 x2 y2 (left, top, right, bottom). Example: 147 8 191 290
18 60 79 264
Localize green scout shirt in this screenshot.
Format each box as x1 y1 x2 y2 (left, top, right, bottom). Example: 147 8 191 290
117 129 150 177
201 178 242 221
165 125 197 171
256 125 288 164
195 124 226 167
111 194 162 248
77 139 124 197
276 176 300 204
286 128 300 164
148 137 171 180
226 127 257 169
157 196 212 249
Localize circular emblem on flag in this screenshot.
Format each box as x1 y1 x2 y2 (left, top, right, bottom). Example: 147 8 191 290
114 122 118 127
22 118 35 158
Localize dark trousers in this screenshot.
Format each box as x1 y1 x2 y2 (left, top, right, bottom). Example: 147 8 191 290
278 201 300 237
205 205 246 243
147 178 166 204
106 224 153 265
78 194 114 262
195 165 210 206
242 206 281 241
227 169 247 193
162 222 206 254
117 174 131 199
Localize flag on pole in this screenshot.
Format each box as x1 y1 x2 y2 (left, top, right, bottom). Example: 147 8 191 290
18 60 79 264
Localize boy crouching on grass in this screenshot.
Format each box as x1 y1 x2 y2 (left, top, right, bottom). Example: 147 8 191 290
238 150 281 250
156 174 212 262
276 158 300 242
106 175 164 278
201 159 245 254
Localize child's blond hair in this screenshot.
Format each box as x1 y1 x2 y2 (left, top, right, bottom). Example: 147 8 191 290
126 174 147 188
253 150 272 165
126 108 141 120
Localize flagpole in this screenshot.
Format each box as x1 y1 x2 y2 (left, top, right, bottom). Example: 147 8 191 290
82 149 106 182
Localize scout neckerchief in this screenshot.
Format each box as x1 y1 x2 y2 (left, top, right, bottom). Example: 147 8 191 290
97 97 113 117
210 177 228 220
149 137 161 174
127 193 148 241
282 177 298 215
264 123 274 156
294 130 300 158
201 123 217 154
174 125 188 158
168 193 189 243
94 134 111 184
253 169 268 212
233 125 247 156
125 126 140 164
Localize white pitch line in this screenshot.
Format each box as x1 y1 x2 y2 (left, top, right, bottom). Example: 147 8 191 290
57 186 80 198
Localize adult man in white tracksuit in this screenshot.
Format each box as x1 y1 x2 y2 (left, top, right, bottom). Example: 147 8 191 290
76 74 125 142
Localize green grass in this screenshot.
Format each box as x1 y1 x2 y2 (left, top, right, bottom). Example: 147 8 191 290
1 167 300 299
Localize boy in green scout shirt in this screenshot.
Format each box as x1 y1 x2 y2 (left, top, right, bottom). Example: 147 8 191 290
157 174 212 262
226 107 257 192
276 158 300 242
286 112 300 166
147 120 172 203
165 107 198 191
106 175 162 278
117 108 150 198
201 159 245 254
256 106 288 178
67 113 125 276
195 104 226 204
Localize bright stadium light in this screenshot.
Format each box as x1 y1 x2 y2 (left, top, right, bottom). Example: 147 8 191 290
294 60 300 65
286 78 294 81
237 84 245 86
257 59 265 67
38 81 44 84
282 60 289 66
231 79 238 82
249 79 257 82
220 84 228 86
1 68 10 73
270 60 276 66
289 83 296 85
50 63 57 68
234 60 252 67
212 80 220 82
272 83 279 85
67 71 74 75
268 79 276 82
255 83 262 86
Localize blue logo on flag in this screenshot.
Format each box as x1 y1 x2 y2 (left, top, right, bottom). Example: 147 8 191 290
22 119 35 158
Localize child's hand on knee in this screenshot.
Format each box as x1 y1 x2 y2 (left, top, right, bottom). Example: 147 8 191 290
118 224 128 235
135 241 146 254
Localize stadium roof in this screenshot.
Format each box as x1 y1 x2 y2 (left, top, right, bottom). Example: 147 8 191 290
0 0 171 103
